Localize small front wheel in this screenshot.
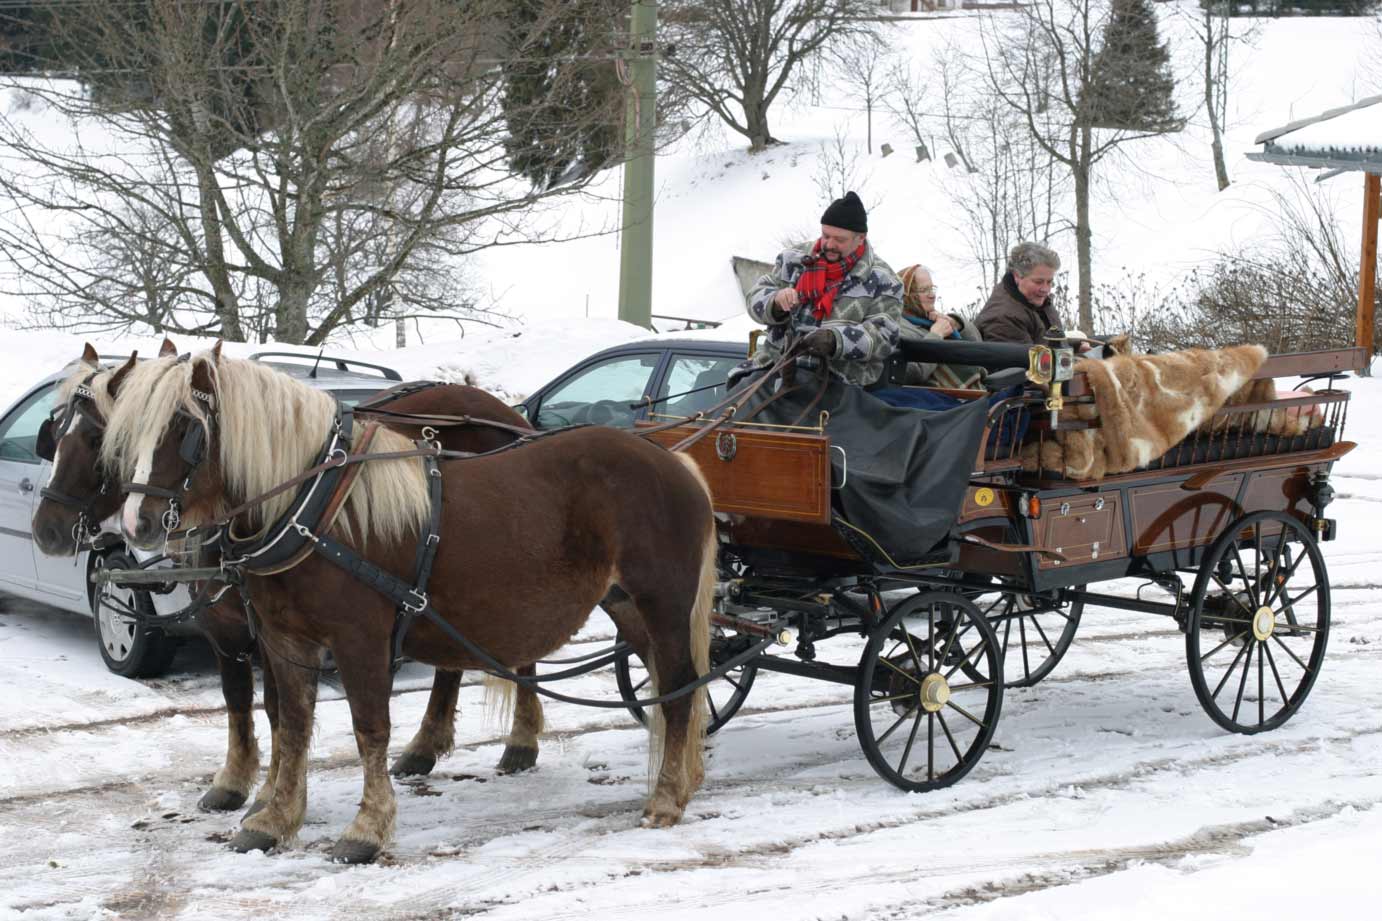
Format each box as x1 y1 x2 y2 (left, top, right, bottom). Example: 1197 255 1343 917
854 591 1004 792
614 630 758 735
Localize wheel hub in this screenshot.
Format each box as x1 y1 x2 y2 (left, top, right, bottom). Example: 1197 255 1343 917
1252 606 1276 642
920 672 950 712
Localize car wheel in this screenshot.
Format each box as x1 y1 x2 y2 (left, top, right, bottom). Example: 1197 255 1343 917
91 551 178 678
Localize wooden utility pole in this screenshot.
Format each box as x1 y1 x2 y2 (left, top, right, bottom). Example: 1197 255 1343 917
617 0 657 330
1359 171 1380 375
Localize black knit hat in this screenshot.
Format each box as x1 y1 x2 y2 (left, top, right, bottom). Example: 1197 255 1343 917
820 191 867 233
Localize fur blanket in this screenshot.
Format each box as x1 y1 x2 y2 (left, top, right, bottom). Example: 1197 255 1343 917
1021 343 1314 480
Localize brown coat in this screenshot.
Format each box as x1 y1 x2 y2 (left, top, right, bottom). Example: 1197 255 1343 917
975 273 1064 345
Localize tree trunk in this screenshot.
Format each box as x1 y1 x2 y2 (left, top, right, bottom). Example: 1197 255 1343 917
1205 13 1230 191
1074 129 1094 334
275 275 311 345
194 164 244 342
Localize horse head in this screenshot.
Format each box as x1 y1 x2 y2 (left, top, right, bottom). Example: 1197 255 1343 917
31 340 177 555
111 342 222 550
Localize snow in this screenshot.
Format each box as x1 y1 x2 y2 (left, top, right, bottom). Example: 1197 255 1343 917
1272 98 1382 156
2 4 1382 919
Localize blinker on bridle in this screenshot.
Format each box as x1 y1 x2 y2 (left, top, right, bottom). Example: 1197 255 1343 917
123 387 216 534
36 376 111 547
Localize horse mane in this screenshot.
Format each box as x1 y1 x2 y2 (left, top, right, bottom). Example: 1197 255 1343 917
102 352 429 544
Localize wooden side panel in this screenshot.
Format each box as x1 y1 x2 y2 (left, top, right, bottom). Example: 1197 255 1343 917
1238 465 1315 529
641 425 831 524
1034 493 1125 570
956 484 1018 524
1129 475 1244 555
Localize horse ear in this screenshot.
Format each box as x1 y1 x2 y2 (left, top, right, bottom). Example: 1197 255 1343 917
191 354 218 404
80 343 99 368
159 338 177 357
108 353 138 399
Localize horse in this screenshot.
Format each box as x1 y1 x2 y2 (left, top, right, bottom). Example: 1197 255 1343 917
103 345 715 863
31 343 546 816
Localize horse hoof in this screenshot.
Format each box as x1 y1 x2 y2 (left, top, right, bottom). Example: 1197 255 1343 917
198 787 248 812
639 807 684 829
496 745 538 774
389 751 437 777
331 838 381 864
229 828 278 853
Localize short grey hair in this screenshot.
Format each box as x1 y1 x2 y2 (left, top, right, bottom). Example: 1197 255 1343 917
1007 242 1060 276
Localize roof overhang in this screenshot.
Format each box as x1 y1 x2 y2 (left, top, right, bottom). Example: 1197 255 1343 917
1251 93 1382 174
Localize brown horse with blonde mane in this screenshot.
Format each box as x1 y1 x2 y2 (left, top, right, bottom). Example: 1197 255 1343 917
32 343 548 818
103 345 715 863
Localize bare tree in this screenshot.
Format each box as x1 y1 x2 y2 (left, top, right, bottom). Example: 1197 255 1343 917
833 32 891 155
0 0 625 344
1177 1 1260 191
661 0 879 152
812 123 871 202
978 0 1186 331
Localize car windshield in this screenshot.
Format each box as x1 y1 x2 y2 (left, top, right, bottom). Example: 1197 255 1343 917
657 354 742 417
535 353 660 428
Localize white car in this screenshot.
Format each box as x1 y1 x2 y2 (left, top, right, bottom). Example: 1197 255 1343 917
0 352 402 677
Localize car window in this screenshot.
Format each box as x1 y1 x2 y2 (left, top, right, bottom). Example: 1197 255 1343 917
0 384 58 464
535 353 660 429
656 354 743 418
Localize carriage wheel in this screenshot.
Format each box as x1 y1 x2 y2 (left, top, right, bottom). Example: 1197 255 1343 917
972 586 1083 688
1186 510 1330 734
854 591 1004 792
614 629 758 735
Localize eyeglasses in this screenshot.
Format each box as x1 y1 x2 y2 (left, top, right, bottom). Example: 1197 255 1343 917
913 285 937 295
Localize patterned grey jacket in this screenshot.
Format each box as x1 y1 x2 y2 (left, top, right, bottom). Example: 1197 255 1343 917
745 240 904 386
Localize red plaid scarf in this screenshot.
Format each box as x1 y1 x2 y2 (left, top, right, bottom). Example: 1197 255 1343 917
795 238 866 321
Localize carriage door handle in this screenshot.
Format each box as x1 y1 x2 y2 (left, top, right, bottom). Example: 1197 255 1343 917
18 477 35 493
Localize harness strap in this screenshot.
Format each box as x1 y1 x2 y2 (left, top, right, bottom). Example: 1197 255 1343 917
391 451 444 665
354 406 533 438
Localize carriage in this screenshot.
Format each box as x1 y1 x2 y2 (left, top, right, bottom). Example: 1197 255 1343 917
58 335 1360 860
629 338 1361 793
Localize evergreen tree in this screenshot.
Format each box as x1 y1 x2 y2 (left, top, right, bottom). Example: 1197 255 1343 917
1084 0 1182 133
501 1 622 190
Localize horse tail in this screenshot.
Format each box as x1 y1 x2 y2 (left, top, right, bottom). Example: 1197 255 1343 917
675 453 716 795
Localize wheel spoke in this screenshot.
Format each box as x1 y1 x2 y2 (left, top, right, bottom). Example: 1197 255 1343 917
1018 615 1032 681
1209 574 1254 615
1231 544 1258 607
1210 637 1250 699
708 693 721 723
1201 628 1250 664
1264 642 1292 706
896 706 924 779
945 699 988 730
879 656 922 686
1276 583 1320 615
875 706 915 746
943 637 989 682
936 709 964 763
1231 640 1254 723
1257 639 1265 727
1264 545 1308 609
946 681 995 692
1270 633 1313 673
901 627 925 680
1027 615 1058 657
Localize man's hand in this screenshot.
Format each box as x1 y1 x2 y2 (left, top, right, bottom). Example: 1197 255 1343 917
770 286 799 319
930 315 956 339
802 328 836 358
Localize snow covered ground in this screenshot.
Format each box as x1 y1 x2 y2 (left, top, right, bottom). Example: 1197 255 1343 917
0 321 1379 919
2 3 1381 918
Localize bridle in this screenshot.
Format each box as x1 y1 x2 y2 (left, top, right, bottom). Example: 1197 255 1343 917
121 387 215 534
36 374 113 548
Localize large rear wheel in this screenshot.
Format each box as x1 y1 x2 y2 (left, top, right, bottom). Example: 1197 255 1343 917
1186 511 1329 734
854 591 1004 792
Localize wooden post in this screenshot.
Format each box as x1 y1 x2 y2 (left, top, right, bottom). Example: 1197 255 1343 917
1359 171 1380 375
